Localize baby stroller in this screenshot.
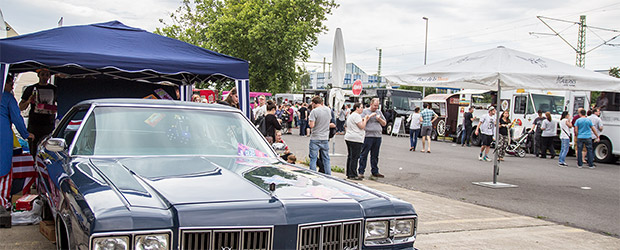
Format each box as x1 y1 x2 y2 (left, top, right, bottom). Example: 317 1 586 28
504 129 533 158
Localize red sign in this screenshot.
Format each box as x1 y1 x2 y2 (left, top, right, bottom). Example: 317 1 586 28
352 80 363 96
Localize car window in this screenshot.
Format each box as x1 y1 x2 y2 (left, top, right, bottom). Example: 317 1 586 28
72 106 275 157
54 109 88 145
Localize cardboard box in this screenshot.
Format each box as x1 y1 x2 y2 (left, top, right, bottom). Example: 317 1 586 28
15 194 38 211
11 194 23 204
39 220 56 243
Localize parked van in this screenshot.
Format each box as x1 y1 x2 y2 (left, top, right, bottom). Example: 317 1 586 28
594 91 619 163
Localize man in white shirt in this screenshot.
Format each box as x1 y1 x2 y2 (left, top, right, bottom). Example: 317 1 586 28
475 107 496 161
588 108 604 162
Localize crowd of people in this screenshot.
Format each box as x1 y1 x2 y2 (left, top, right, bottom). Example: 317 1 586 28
451 104 605 169
1 73 611 211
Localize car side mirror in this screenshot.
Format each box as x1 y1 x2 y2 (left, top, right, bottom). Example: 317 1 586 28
45 138 67 152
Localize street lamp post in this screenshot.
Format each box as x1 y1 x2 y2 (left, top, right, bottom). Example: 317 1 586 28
422 17 428 97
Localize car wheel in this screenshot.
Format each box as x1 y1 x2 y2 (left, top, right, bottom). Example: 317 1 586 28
431 129 438 141
594 139 615 163
437 120 446 136
386 122 394 135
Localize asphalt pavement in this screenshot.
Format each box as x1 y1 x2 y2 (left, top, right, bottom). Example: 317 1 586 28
283 130 620 242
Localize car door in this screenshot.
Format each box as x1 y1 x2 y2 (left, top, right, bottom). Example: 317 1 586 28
37 106 89 212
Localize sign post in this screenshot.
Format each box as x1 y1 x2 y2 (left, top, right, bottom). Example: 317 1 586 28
352 80 363 96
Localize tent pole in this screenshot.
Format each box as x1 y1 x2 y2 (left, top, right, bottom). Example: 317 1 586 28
493 79 501 184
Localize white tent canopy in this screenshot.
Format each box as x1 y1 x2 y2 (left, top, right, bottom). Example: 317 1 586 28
386 46 620 92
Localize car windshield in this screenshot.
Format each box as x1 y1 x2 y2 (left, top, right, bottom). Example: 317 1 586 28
392 96 420 111
531 94 564 115
72 106 275 157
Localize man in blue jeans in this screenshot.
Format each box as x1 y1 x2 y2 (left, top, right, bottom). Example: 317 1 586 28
358 98 387 179
573 109 599 169
308 96 335 175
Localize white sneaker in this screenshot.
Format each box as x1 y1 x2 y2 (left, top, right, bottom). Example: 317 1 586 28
483 156 492 162
478 155 483 161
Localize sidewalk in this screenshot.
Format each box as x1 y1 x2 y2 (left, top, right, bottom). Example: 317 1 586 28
329 171 619 249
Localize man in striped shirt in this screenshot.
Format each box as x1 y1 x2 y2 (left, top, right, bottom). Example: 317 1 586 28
420 103 438 153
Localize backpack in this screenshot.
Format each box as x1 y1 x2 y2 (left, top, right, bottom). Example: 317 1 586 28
255 115 267 136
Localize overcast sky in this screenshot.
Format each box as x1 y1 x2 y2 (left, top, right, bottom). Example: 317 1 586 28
2 0 619 76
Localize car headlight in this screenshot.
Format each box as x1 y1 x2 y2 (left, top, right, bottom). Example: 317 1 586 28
394 219 414 238
135 234 169 250
365 220 389 240
92 236 129 250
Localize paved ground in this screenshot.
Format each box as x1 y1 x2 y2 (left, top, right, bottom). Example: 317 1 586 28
284 131 620 238
1 131 618 249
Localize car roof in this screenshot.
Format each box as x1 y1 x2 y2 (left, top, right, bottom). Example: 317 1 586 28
76 98 239 112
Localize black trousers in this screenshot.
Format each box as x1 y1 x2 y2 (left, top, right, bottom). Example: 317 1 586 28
540 136 556 158
533 133 542 156
345 140 363 178
462 126 472 145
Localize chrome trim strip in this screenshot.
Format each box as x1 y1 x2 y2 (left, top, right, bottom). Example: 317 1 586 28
89 229 173 250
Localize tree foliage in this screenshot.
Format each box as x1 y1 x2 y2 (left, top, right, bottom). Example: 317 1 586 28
156 0 337 93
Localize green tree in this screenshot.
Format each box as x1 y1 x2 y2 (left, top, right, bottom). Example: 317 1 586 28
156 0 337 93
399 85 436 97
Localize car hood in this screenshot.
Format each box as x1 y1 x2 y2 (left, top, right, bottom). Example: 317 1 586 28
88 156 384 208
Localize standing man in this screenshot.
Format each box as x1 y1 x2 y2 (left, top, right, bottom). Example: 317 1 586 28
358 98 386 179
475 107 496 161
574 109 599 169
1 75 32 214
298 103 309 136
461 106 475 147
420 103 438 153
19 68 57 154
308 96 334 175
588 108 604 163
531 110 545 157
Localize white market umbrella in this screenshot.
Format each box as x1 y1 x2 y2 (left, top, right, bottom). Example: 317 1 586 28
386 46 620 92
329 28 346 111
385 46 620 188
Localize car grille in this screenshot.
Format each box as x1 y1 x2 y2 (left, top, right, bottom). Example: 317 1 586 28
298 220 362 250
181 228 272 250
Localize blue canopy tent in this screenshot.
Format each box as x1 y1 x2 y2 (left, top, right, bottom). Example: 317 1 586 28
0 21 252 117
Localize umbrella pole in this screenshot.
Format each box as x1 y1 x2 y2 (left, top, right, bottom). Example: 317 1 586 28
472 79 517 188
493 80 500 184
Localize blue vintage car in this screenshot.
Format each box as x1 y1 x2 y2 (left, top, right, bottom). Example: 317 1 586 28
36 98 418 250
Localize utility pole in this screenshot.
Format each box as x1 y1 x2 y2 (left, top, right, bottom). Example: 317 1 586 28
377 48 382 87
576 15 586 67
535 15 619 68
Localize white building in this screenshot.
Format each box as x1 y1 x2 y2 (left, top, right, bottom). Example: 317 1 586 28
308 63 385 89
